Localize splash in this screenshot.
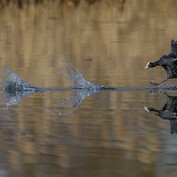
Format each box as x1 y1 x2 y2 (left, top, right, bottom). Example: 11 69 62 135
0 66 35 92
60 60 102 89
59 88 100 116
58 61 102 116
1 90 35 109
0 66 35 108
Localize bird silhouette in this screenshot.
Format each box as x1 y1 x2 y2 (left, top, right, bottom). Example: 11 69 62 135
145 93 177 134
145 40 177 86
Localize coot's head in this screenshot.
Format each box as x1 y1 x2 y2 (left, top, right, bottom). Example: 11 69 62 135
144 62 154 69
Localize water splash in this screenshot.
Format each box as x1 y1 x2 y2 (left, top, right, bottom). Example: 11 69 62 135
1 90 35 109
60 60 102 89
0 66 35 108
59 88 100 116
0 66 35 92
58 61 102 116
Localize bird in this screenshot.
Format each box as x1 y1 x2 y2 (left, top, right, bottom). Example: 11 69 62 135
145 93 177 134
145 40 177 86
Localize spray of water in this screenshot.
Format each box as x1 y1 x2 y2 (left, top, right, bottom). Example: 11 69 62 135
0 66 35 108
0 66 35 92
56 61 102 116
60 60 102 89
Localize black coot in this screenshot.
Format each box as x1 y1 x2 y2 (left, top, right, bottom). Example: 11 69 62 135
145 40 177 86
145 93 177 134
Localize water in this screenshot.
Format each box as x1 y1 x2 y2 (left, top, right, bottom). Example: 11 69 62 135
0 66 35 109
1 62 176 116
1 1 177 177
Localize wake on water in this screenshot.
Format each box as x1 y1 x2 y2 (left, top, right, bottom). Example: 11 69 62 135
0 62 102 112
1 61 177 113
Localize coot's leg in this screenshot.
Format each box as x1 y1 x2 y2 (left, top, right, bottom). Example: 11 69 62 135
150 79 168 86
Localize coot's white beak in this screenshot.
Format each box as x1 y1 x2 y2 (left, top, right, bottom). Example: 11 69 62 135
144 62 150 69
144 106 150 112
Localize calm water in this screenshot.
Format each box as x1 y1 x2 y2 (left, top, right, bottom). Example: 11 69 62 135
1 1 177 177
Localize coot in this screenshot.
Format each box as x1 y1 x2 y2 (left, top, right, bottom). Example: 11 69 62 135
145 40 177 86
145 93 177 134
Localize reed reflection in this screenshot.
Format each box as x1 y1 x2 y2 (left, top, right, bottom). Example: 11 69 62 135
145 93 177 134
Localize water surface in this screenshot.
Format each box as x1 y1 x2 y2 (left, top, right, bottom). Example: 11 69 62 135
0 1 177 177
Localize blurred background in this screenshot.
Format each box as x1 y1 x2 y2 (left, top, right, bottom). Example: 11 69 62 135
0 0 177 177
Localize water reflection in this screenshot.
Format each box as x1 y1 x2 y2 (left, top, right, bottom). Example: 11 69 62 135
2 1 177 177
0 89 35 109
145 93 177 134
60 87 100 116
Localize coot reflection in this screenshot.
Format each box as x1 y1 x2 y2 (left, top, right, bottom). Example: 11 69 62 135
145 93 177 134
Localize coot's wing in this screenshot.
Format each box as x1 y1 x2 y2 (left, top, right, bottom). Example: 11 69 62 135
170 40 177 57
